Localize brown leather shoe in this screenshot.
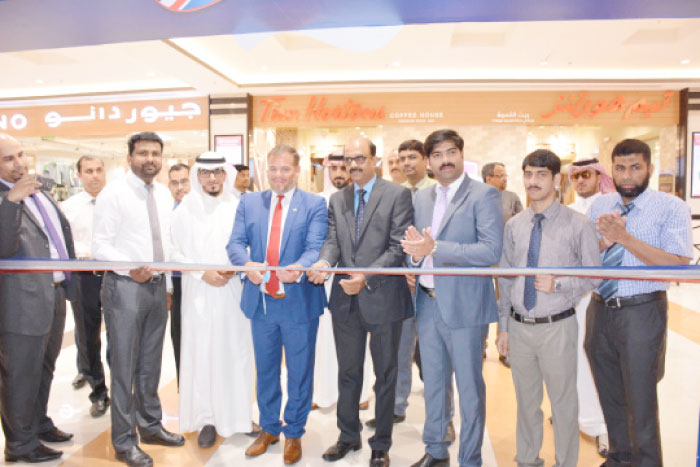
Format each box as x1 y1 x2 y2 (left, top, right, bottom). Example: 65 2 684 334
283 438 301 464
245 431 279 457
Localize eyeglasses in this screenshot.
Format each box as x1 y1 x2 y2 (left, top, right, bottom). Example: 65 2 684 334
344 155 368 165
198 167 225 177
571 170 595 181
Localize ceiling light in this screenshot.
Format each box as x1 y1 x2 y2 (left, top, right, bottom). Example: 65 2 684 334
539 61 548 66
681 58 691 65
34 79 43 84
391 61 401 67
261 65 269 71
146 72 156 77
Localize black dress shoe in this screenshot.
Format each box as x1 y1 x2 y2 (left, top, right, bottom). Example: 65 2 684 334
5 444 62 463
198 425 217 448
140 428 185 447
38 427 74 443
370 450 390 467
115 445 153 467
365 414 406 428
410 453 449 467
322 440 361 461
72 373 87 389
446 421 456 443
245 421 261 438
90 397 110 418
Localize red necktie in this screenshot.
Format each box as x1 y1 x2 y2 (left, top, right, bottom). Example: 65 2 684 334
265 194 285 296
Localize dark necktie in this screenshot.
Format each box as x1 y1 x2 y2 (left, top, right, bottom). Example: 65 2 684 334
598 203 635 300
523 213 544 310
31 193 70 280
266 194 285 296
355 189 366 246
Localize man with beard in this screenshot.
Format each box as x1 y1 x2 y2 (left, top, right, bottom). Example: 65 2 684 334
402 129 503 467
567 157 614 458
94 132 185 467
171 153 254 448
167 163 190 385
313 152 373 411
496 149 600 467
62 156 110 417
227 145 328 465
0 133 75 463
310 136 413 467
386 149 406 184
586 139 692 467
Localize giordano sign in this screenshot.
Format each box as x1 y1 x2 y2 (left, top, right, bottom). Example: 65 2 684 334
253 91 678 127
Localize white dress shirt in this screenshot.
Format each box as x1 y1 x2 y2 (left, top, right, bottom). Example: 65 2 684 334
417 172 466 288
264 187 296 295
61 190 97 258
0 178 66 282
92 170 173 277
569 191 602 216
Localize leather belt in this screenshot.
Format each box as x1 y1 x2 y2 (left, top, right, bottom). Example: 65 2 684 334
592 291 666 309
511 308 575 325
419 283 436 298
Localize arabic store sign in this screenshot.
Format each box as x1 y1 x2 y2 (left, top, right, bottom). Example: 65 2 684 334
0 97 209 137
253 91 678 127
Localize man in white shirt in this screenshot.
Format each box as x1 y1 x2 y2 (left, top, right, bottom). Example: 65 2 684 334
93 132 185 467
62 156 109 418
567 157 614 458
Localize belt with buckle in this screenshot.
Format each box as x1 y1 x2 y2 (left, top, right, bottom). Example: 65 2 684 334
511 308 575 325
419 283 436 298
592 291 666 309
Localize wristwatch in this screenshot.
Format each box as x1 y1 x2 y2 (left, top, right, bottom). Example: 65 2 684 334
553 279 562 293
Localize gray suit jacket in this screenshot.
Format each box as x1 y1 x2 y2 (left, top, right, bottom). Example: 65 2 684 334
320 178 414 325
0 184 75 336
412 175 504 328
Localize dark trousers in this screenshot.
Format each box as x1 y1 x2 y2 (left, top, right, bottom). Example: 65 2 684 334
72 272 108 402
0 286 66 456
585 294 667 467
170 276 182 385
102 273 168 452
332 299 402 452
251 295 318 439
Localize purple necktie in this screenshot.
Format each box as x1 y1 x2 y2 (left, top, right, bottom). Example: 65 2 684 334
422 185 449 288
31 193 70 280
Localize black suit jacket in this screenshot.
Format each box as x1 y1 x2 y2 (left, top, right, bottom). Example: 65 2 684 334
0 183 75 336
319 178 413 325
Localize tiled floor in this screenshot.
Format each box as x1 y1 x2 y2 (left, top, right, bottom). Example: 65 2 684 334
2 283 698 466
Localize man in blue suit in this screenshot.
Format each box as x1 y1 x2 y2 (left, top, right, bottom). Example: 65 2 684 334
227 144 328 465
402 129 504 467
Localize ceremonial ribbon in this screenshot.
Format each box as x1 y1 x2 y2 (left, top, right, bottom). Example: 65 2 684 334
1 259 700 282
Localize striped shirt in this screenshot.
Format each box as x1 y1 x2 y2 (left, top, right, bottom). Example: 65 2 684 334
588 188 692 297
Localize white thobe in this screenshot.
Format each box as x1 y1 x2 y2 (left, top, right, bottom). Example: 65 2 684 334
171 190 253 436
569 192 607 437
313 188 373 408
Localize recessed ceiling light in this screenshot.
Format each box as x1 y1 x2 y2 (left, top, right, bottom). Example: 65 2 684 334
539 61 548 66
146 72 156 77
681 58 691 65
391 61 401 67
261 65 269 71
34 79 43 84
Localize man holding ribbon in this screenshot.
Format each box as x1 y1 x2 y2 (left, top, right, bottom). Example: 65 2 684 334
93 131 185 467
586 139 692 467
310 136 413 467
497 149 601 467
0 132 75 463
227 144 328 465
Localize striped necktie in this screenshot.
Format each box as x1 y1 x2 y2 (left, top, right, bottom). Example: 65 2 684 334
355 189 366 249
598 202 635 300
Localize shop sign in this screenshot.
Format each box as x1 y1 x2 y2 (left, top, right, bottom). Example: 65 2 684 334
0 97 209 137
540 91 674 121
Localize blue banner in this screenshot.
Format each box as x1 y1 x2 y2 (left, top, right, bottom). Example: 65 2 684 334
0 0 699 53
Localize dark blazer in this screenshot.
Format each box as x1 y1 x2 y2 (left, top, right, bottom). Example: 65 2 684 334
412 176 503 327
0 184 75 336
320 177 413 325
226 188 328 323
